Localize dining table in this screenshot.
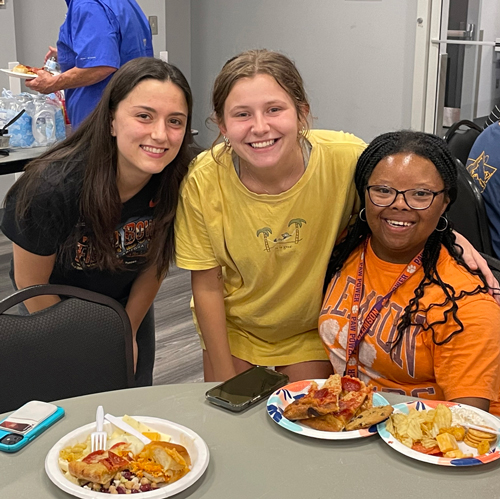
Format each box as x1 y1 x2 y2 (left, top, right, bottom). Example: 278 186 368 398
0 146 49 176
1 382 499 499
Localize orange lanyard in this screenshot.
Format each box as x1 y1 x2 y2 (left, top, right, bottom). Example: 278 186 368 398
345 239 423 377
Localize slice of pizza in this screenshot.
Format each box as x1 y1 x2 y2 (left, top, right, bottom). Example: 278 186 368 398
283 374 342 420
68 446 131 484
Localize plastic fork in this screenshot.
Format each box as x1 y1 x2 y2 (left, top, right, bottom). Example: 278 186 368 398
90 405 107 452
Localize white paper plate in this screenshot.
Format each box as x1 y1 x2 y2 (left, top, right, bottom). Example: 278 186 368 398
377 399 500 467
0 68 38 79
267 378 390 440
45 416 210 498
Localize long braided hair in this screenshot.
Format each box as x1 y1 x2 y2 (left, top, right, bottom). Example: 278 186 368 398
324 130 489 349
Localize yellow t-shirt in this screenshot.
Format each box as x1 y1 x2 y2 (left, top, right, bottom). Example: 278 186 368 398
319 240 500 415
175 130 366 365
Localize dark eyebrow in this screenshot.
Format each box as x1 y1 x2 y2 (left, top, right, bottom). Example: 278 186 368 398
132 106 187 118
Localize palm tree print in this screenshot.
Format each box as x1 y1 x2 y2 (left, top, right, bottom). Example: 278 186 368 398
288 218 306 244
257 227 273 252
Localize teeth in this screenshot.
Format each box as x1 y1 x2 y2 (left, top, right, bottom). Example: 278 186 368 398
387 220 413 227
250 139 275 148
142 146 165 153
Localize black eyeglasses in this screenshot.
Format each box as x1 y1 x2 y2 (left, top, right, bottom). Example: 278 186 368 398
366 185 446 210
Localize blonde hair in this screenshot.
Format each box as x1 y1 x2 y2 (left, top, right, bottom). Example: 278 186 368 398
210 49 311 163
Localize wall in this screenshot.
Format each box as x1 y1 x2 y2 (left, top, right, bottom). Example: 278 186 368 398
165 0 191 82
0 0 19 202
190 0 418 148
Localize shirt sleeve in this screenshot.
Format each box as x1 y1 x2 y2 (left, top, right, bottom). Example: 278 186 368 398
174 176 220 270
1 170 78 256
70 2 120 69
431 297 500 402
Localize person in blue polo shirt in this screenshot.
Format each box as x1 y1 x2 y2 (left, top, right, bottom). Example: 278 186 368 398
466 120 500 258
26 0 153 128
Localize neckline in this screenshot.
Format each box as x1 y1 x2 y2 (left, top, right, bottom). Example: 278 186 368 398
229 138 314 201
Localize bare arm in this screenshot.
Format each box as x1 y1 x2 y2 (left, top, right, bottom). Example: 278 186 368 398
25 66 116 94
191 267 236 381
453 231 500 304
12 243 60 313
451 397 490 412
125 265 163 370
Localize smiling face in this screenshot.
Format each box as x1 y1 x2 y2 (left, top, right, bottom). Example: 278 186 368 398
219 73 304 173
111 78 188 183
365 152 450 264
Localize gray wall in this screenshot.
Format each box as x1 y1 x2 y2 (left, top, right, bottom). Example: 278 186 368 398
190 0 418 147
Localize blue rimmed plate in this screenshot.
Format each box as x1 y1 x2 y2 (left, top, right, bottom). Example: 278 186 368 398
267 379 390 440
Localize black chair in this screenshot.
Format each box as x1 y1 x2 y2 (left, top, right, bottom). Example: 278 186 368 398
480 253 500 284
447 159 494 256
0 285 135 414
444 119 483 166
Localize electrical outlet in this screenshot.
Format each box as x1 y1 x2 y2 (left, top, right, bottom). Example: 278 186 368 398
149 16 158 35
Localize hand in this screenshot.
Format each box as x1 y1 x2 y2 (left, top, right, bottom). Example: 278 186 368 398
44 46 58 63
454 231 500 305
25 69 58 94
132 336 138 374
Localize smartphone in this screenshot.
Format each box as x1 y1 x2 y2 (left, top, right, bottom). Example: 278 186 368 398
0 400 65 453
206 366 289 412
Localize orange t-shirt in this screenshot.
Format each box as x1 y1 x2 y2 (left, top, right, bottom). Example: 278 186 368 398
318 240 500 415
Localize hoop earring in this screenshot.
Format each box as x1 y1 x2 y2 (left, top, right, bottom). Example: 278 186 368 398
223 135 231 148
359 208 367 222
435 216 448 232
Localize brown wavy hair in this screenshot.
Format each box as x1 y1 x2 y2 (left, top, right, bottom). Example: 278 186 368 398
7 57 199 277
210 49 311 163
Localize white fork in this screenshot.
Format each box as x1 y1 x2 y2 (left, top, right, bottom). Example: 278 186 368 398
90 405 107 452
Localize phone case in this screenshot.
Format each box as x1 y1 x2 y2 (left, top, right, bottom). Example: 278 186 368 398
206 367 289 412
0 405 65 453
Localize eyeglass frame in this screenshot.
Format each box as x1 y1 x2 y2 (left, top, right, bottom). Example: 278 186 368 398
366 185 447 210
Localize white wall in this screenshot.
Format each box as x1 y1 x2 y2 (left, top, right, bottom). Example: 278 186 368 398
0 0 19 202
190 0 419 147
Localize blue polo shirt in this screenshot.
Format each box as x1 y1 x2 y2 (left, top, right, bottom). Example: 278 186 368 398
58 0 153 128
466 121 500 258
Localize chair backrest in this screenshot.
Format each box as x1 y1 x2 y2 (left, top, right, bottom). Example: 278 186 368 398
447 159 494 256
444 119 483 166
480 252 500 285
0 285 135 414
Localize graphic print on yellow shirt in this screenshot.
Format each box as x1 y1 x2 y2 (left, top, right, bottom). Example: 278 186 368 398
318 240 500 412
256 218 306 252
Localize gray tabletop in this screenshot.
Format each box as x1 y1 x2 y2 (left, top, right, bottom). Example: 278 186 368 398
1 383 499 499
0 146 49 175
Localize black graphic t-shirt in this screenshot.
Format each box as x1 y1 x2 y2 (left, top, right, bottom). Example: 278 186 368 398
2 161 158 301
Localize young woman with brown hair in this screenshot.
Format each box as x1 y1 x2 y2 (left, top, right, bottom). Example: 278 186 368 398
2 57 198 386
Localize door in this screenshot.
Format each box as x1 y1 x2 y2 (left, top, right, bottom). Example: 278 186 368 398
416 0 500 135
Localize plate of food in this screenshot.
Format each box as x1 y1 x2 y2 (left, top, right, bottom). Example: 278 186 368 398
1 64 46 79
45 415 210 497
377 399 500 466
266 374 393 440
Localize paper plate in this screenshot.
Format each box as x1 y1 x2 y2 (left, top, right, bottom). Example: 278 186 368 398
377 399 500 466
45 416 209 498
267 379 390 440
0 69 38 79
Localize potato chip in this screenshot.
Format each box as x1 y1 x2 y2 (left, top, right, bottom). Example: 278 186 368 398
434 404 452 429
